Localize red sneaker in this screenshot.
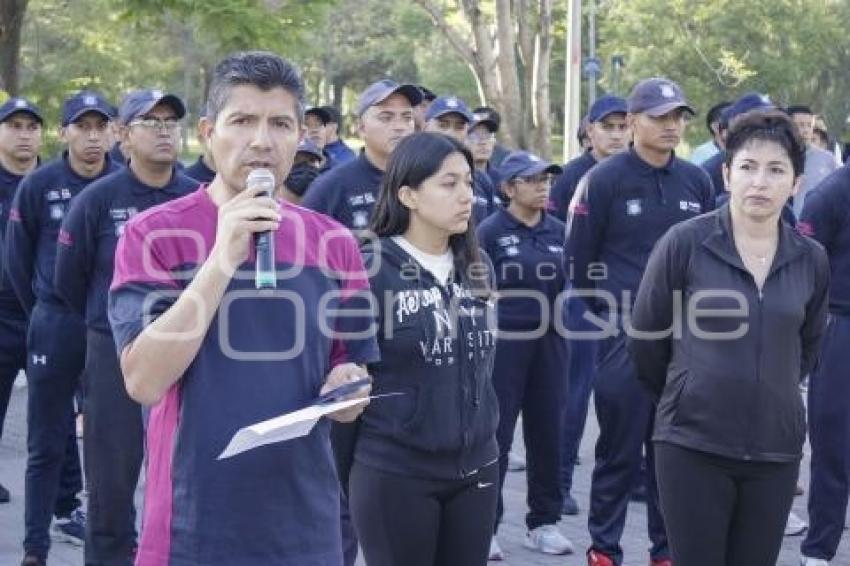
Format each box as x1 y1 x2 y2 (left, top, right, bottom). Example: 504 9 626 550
588 549 615 566
650 559 673 566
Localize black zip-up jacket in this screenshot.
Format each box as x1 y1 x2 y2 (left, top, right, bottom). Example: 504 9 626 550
629 205 829 462
353 237 499 480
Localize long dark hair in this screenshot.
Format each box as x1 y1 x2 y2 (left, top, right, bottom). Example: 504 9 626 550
370 132 490 292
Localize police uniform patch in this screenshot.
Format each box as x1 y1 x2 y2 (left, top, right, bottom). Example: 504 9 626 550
626 199 643 216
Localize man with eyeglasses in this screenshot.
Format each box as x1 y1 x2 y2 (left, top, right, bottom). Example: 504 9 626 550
424 95 501 224
6 90 120 566
0 98 44 505
566 78 713 566
302 78 420 566
54 89 197 566
303 79 420 231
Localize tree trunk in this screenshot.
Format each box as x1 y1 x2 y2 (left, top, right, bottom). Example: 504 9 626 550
532 0 553 158
495 0 525 148
0 0 28 95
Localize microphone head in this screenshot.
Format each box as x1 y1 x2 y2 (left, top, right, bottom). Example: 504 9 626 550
246 168 276 193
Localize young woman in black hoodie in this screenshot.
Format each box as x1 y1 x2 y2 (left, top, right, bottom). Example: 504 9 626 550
630 110 830 565
347 132 499 566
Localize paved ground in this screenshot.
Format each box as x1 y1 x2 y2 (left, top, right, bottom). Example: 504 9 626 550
0 372 847 565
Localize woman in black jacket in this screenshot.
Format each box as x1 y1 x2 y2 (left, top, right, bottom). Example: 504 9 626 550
629 110 829 566
347 132 499 566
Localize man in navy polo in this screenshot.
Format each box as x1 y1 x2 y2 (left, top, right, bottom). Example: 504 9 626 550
566 77 713 566
550 95 629 222
797 163 850 565
424 95 502 224
0 97 43 504
321 105 355 166
302 79 420 230
6 90 119 566
56 89 198 566
554 95 629 518
108 50 378 566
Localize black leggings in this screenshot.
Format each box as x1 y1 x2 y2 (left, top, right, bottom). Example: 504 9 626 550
349 460 498 566
655 442 798 566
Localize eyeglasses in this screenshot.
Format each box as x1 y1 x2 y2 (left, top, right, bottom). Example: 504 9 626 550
467 131 495 142
514 174 553 186
130 117 181 131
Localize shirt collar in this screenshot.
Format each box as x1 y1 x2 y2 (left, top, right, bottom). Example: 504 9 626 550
626 145 677 175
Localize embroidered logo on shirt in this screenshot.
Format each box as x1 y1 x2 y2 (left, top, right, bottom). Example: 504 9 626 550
679 200 702 214
626 199 643 216
352 210 369 228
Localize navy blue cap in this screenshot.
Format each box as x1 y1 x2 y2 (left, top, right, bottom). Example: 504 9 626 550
425 96 474 123
588 95 628 123
471 113 498 132
119 89 186 125
357 80 422 116
498 151 563 181
61 90 115 126
295 138 323 160
304 105 332 124
0 97 43 124
721 92 774 128
627 78 694 117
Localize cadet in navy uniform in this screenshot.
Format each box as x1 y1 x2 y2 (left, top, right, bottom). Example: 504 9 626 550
798 162 850 565
6 90 119 566
55 89 197 566
321 105 356 166
556 95 629 517
477 151 574 559
549 96 629 222
302 79 420 231
0 98 43 504
424 96 501 225
565 78 714 566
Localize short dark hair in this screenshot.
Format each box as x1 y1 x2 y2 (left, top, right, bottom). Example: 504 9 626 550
370 132 489 292
725 109 806 178
206 51 305 122
785 105 813 117
706 101 731 134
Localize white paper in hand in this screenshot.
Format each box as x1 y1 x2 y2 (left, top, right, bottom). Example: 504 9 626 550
217 397 370 460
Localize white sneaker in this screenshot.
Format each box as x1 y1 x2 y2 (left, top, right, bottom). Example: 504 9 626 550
800 557 829 565
523 524 574 555
507 452 526 472
785 511 808 536
488 536 504 561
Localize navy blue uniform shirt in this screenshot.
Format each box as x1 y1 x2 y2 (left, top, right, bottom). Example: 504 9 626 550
701 149 726 199
566 147 714 314
301 152 382 230
477 208 566 330
184 156 216 184
799 164 850 315
472 169 503 226
549 151 597 221
55 166 198 332
0 162 31 316
5 152 119 314
324 139 356 167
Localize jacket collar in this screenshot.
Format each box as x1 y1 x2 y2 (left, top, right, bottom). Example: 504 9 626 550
701 204 808 276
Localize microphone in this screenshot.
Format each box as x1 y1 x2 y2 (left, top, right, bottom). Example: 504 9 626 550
246 168 277 289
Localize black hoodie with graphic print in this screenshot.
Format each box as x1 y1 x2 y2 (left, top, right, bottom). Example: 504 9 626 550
351 237 500 481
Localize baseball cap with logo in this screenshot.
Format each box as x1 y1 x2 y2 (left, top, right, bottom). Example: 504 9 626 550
0 97 43 124
498 150 563 181
425 96 474 123
627 78 694 117
357 80 422 117
61 90 116 126
119 89 186 125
